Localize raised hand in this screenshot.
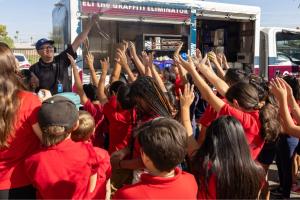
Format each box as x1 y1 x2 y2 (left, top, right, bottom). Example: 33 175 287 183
174 42 183 57
115 49 127 66
208 51 218 64
100 57 110 73
85 52 94 68
270 78 288 102
67 53 76 66
174 54 195 73
179 83 195 109
122 40 129 51
128 41 137 58
141 51 150 67
196 48 202 60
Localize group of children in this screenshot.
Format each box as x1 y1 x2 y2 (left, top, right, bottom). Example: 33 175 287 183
2 37 300 199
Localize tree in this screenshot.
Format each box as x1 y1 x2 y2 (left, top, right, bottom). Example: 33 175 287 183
0 24 14 48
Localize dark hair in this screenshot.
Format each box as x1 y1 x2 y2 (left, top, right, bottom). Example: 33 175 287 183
109 80 125 96
137 117 187 172
283 75 300 100
224 68 249 86
117 84 134 110
226 82 280 142
83 84 98 102
249 75 269 102
129 76 173 118
191 116 265 199
71 111 95 142
163 69 176 84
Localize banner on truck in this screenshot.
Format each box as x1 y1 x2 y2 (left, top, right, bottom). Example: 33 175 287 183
81 1 190 21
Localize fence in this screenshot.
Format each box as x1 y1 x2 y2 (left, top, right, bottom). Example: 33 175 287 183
12 48 39 64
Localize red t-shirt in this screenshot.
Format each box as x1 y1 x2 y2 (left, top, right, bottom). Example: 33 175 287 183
0 91 41 189
198 98 227 128
113 167 198 199
218 103 264 159
174 75 184 96
25 139 111 199
84 100 107 148
103 95 136 154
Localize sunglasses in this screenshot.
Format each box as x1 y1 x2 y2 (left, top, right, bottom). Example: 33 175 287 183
38 45 54 51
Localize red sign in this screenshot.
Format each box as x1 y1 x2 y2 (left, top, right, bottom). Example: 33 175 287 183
81 1 190 21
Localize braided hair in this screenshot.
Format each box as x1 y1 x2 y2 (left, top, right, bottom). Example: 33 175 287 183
129 76 173 118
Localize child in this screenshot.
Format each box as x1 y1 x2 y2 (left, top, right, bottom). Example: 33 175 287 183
175 55 280 159
71 110 95 142
179 84 266 199
113 117 198 199
24 96 111 199
68 53 107 148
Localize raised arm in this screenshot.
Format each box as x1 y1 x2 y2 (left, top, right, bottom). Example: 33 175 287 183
174 43 188 82
110 43 127 83
128 41 146 75
97 57 110 104
282 79 300 125
148 53 167 92
175 55 225 112
85 52 99 86
196 54 229 97
72 15 96 51
67 53 88 105
179 83 199 156
208 51 226 80
141 51 153 77
271 78 300 137
117 50 136 83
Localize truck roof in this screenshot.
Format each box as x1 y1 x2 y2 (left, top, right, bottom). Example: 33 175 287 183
261 27 300 34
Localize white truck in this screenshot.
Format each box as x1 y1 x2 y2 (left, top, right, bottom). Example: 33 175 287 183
52 0 261 83
259 27 300 80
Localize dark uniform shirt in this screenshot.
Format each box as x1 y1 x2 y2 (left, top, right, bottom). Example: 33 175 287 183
30 45 77 95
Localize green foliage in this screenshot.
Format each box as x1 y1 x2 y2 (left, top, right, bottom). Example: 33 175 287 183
0 24 14 48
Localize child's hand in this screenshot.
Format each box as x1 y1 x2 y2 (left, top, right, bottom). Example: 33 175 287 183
128 41 137 58
174 42 183 57
179 83 195 109
85 52 94 68
141 51 150 67
196 48 202 60
115 49 127 66
100 57 110 73
67 53 76 67
270 78 288 102
174 54 195 73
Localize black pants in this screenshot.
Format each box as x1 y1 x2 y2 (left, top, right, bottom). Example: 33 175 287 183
276 135 299 198
0 185 36 199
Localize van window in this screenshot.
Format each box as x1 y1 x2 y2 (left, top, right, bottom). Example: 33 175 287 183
276 32 300 64
15 55 25 62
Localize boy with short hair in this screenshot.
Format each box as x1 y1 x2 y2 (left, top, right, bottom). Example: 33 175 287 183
113 117 198 199
24 96 111 199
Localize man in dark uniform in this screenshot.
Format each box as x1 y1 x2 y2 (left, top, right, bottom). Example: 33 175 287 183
30 16 96 95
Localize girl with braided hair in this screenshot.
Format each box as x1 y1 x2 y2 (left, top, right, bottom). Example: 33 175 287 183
110 76 175 185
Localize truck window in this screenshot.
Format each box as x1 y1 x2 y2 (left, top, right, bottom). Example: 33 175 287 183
276 32 300 65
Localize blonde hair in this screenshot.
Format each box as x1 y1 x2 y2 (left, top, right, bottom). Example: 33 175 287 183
71 111 95 142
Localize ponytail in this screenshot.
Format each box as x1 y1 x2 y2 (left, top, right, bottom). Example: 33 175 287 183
259 99 281 142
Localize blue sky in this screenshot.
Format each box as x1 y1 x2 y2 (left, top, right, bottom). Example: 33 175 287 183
0 0 299 43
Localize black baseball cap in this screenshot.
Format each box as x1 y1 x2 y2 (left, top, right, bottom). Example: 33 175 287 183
38 96 79 132
35 38 54 50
